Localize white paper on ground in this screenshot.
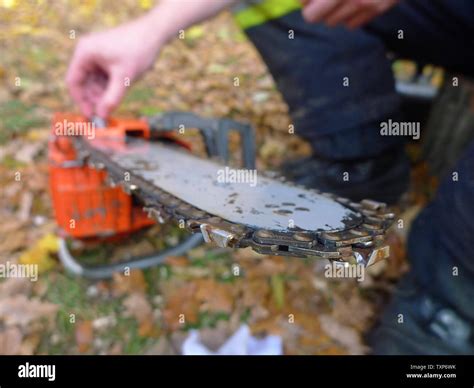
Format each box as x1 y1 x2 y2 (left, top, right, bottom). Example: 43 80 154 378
182 324 282 355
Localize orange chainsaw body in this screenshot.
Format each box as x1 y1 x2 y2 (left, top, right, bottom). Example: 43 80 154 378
49 113 188 239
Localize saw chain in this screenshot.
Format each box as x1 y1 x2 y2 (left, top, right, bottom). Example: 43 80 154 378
73 112 395 268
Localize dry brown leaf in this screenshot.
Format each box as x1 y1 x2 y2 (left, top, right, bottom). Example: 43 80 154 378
112 269 147 296
240 278 270 308
331 293 374 332
123 293 153 322
0 230 27 254
0 295 58 328
122 293 158 337
164 256 189 267
17 191 33 222
0 217 25 235
383 232 409 280
319 314 367 355
195 279 234 313
0 276 32 297
75 321 93 353
163 283 200 330
259 138 286 164
19 332 41 355
0 327 23 355
245 256 286 278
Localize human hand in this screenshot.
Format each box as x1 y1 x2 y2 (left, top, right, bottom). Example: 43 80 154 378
301 0 399 29
66 15 162 118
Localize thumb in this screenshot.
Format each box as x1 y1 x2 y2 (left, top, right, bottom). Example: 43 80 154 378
95 69 127 118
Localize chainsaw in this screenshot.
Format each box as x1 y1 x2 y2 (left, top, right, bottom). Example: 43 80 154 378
49 112 394 279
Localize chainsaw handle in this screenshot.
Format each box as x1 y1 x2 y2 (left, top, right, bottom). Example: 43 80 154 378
147 111 256 169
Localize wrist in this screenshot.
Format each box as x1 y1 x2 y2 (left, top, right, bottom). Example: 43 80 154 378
142 4 179 49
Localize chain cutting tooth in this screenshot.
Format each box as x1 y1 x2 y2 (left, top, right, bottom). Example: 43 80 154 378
199 223 236 248
330 229 372 247
336 197 351 204
143 206 169 224
320 232 341 241
349 202 363 210
361 199 386 211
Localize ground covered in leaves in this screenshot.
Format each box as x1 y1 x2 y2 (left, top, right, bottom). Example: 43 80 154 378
0 0 436 355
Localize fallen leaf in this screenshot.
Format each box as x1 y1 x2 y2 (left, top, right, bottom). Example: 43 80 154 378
0 217 24 234
319 314 367 355
331 293 374 332
246 256 286 278
240 278 270 308
17 191 33 222
37 233 58 252
0 230 27 254
195 279 234 313
163 283 200 330
75 321 93 353
18 233 58 273
0 327 23 355
112 269 147 296
0 295 58 328
164 256 189 267
0 276 32 297
123 293 157 337
19 332 41 355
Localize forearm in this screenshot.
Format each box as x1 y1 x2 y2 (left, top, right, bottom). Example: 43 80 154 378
143 0 238 48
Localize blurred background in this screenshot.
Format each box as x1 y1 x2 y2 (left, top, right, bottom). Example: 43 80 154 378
0 0 443 355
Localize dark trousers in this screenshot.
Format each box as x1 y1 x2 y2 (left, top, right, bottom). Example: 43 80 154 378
245 0 474 320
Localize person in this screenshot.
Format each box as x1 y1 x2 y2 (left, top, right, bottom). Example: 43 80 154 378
66 0 474 354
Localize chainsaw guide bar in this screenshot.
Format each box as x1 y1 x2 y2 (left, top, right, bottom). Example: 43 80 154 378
73 134 395 267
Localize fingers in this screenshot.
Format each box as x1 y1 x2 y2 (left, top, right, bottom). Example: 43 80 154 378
302 0 398 28
345 8 379 29
95 69 126 119
325 1 360 27
83 71 107 107
66 39 126 118
302 0 341 23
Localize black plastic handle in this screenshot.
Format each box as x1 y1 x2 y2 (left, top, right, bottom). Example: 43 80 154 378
147 111 256 169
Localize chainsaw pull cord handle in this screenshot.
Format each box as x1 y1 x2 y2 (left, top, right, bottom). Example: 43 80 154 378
147 111 256 169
